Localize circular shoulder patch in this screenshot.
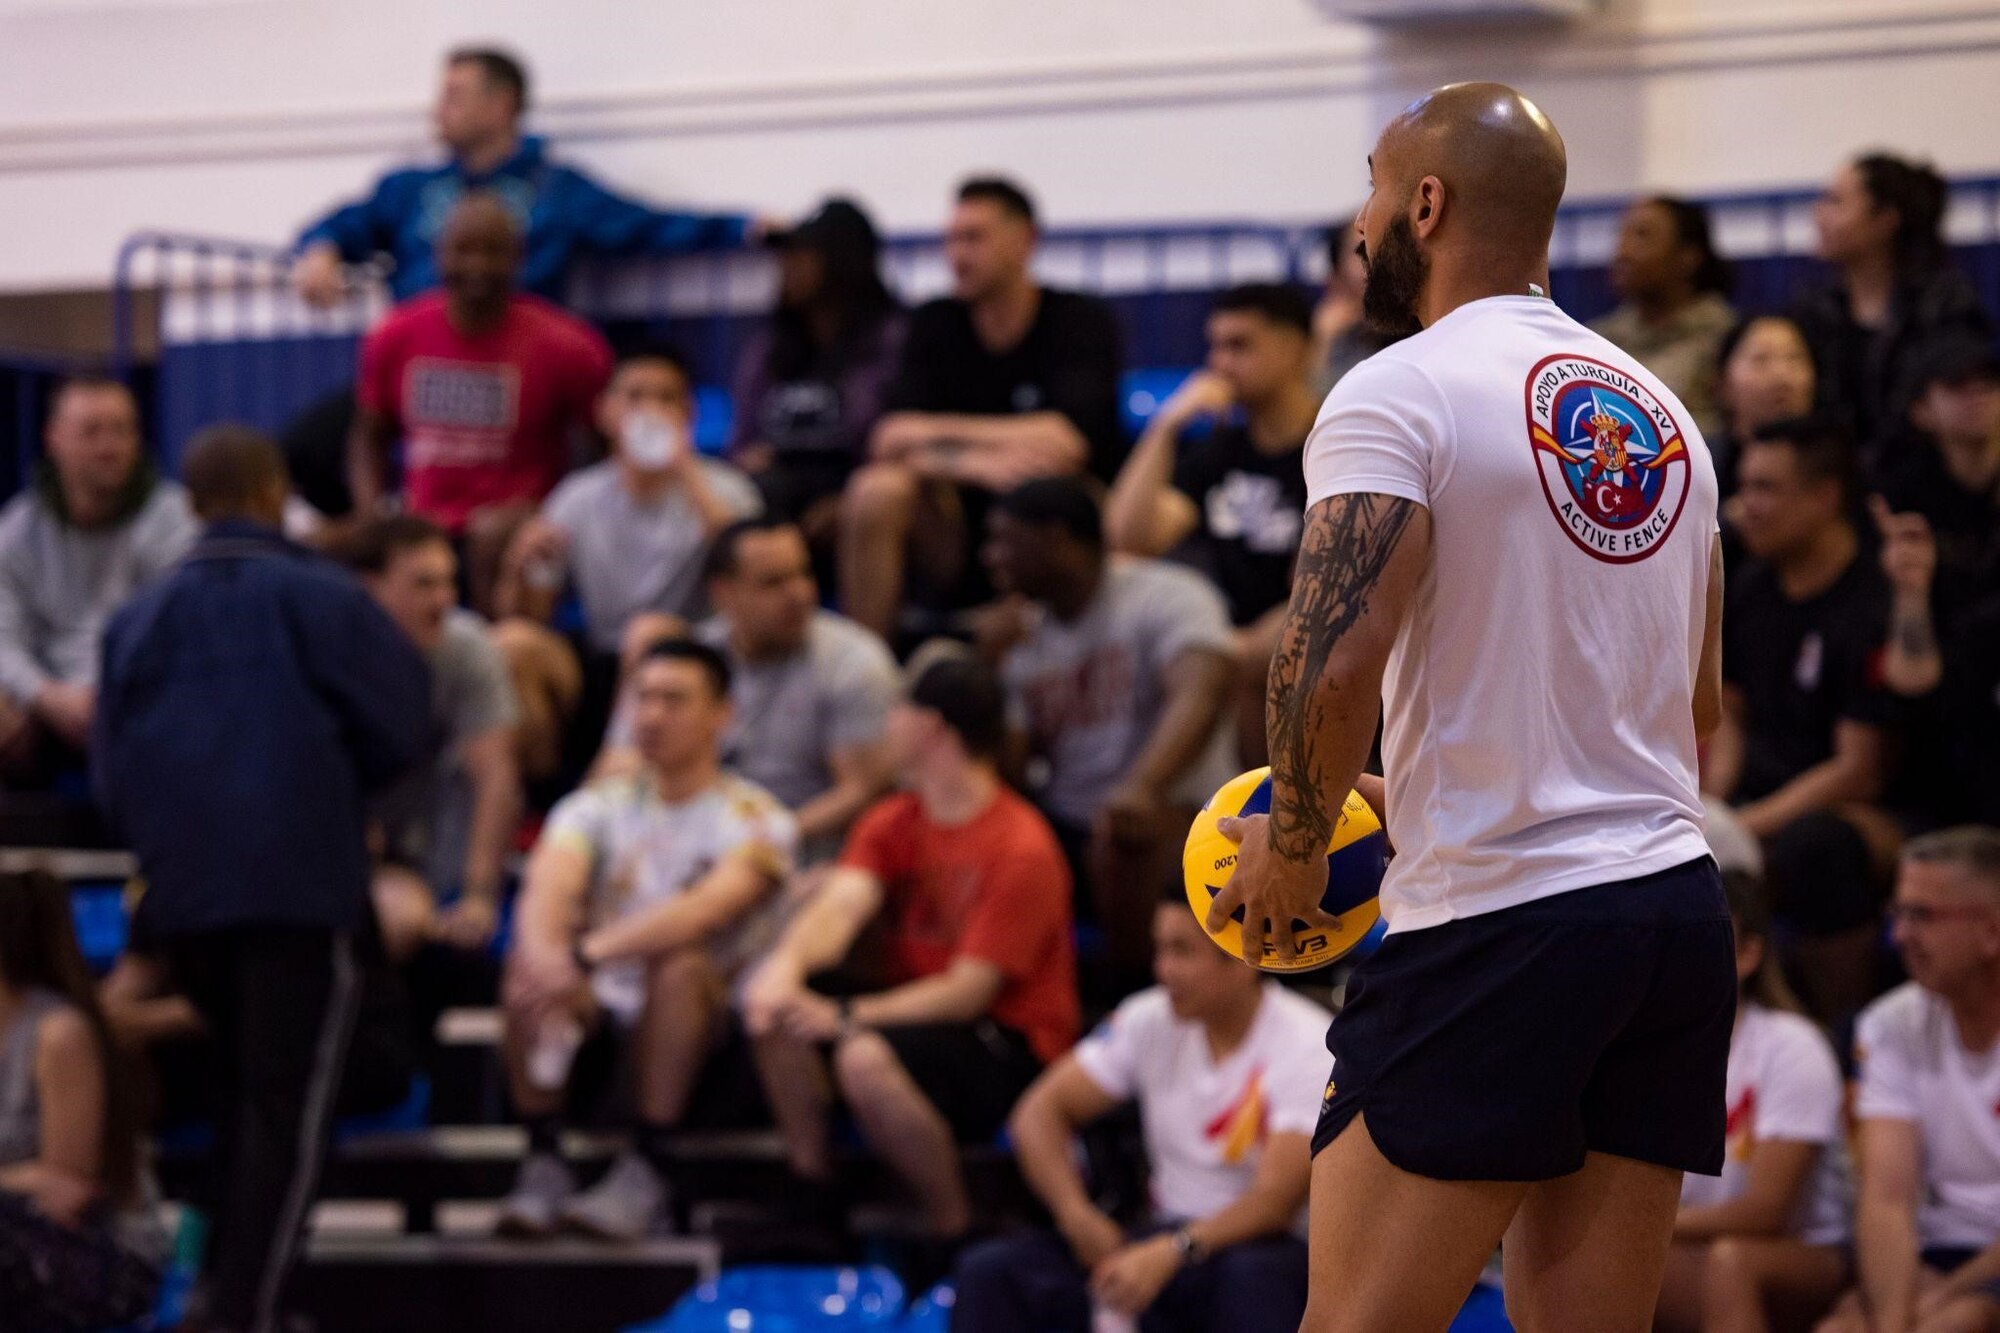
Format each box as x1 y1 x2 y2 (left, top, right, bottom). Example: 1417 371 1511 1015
1526 354 1692 563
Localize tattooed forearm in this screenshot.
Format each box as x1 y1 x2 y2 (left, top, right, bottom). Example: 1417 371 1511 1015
1266 493 1418 863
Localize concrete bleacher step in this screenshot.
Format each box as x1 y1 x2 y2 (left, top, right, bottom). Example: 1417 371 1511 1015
293 1231 719 1333
164 1122 1035 1236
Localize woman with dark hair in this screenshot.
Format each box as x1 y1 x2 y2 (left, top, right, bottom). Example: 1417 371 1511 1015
729 197 905 527
1709 313 1819 503
1591 196 1738 435
0 869 159 1330
1795 152 1991 464
1652 871 1852 1333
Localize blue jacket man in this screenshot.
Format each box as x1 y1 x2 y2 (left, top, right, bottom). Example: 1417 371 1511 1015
92 424 429 1333
293 49 750 304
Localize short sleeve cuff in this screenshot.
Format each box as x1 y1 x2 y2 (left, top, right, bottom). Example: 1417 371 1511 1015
1071 1040 1129 1101
1304 476 1432 512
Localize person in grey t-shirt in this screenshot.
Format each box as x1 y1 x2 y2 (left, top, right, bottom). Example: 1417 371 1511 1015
0 377 197 784
496 344 762 658
602 517 897 862
985 478 1235 972
351 516 522 959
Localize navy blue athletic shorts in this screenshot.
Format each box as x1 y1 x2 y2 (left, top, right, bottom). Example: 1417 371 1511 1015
1312 855 1735 1181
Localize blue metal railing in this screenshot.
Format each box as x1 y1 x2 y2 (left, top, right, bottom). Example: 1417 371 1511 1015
77 174 2000 486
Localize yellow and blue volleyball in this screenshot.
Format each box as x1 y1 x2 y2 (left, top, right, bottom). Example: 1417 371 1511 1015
1182 766 1389 973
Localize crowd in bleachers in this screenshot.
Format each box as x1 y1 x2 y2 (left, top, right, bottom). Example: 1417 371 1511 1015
1 41 1999 1333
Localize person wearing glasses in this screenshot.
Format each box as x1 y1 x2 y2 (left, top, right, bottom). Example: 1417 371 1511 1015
1818 827 2000 1333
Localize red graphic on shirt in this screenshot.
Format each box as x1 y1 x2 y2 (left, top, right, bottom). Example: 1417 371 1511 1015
1019 648 1137 747
1725 1087 1757 1162
1204 1069 1269 1165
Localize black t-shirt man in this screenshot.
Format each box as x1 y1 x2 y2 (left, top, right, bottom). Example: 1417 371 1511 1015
1168 422 1305 626
884 288 1126 481
1723 554 1892 803
1875 441 2000 632
1894 595 2000 827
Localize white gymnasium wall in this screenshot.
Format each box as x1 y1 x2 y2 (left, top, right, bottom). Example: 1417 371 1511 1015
0 0 1997 292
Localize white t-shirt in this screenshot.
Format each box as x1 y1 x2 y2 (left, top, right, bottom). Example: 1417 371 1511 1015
1072 984 1331 1228
541 772 797 1023
1305 295 1719 932
1855 982 2000 1251
1679 1003 1851 1246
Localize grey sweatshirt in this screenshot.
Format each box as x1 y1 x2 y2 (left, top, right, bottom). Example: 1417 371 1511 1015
0 479 199 703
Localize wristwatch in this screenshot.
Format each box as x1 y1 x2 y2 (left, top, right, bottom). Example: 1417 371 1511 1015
1171 1225 1206 1265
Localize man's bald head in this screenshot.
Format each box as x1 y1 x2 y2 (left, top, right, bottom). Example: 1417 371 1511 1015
441 191 521 250
1375 82 1567 254
437 191 522 311
1352 82 1567 334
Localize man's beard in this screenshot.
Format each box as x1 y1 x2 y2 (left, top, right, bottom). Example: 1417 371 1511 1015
1360 213 1429 339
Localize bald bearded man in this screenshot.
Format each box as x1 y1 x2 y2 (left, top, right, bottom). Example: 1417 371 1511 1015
1208 85 1730 1331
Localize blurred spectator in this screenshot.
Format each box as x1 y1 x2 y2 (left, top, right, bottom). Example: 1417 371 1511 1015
1703 417 1893 1024
1103 284 1317 767
1874 519 2000 828
1653 872 1850 1333
985 478 1234 978
1590 196 1737 437
292 47 755 307
349 193 612 613
1310 217 1392 399
730 199 905 531
598 519 898 860
1873 337 2000 628
953 891 1321 1333
0 869 159 1332
497 343 761 655
742 654 1078 1255
349 516 522 962
840 177 1123 642
1795 152 1991 464
497 640 795 1242
698 519 895 857
1712 315 1819 504
93 426 428 1333
0 377 196 785
1819 828 2000 1333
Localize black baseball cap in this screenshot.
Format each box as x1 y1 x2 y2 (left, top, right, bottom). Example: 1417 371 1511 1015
764 198 880 256
1911 335 2000 389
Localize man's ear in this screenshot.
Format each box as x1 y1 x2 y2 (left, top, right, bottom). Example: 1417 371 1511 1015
1411 177 1445 241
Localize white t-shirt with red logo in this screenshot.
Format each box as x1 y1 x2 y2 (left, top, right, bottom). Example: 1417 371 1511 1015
1678 1002 1851 1245
1072 983 1331 1227
1856 982 2000 1250
1304 295 1720 932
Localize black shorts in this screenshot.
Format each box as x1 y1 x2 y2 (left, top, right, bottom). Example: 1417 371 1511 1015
1312 855 1735 1181
874 1020 1042 1144
561 1010 774 1131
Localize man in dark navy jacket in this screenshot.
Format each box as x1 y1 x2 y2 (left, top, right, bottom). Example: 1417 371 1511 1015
95 424 429 1333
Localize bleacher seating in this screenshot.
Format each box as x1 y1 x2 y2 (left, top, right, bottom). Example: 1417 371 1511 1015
37 177 1989 498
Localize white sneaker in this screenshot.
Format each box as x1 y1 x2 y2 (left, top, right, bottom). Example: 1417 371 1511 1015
495 1151 575 1238
560 1151 670 1242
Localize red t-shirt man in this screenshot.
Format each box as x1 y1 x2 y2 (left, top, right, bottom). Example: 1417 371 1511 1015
839 785 1079 1064
357 290 612 533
